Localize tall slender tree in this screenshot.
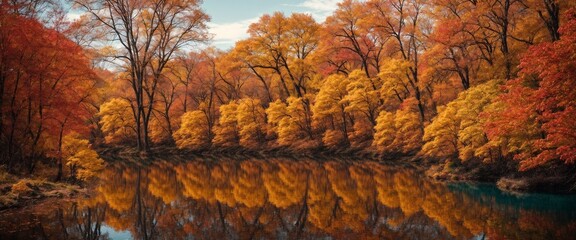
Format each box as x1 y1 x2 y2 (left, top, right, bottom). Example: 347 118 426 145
76 0 209 151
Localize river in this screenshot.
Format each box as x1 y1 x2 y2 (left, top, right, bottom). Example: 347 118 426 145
1 157 575 239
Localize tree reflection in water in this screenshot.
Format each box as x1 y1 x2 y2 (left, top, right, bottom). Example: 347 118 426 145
1 158 576 239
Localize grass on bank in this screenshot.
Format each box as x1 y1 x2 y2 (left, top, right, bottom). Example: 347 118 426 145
0 165 86 210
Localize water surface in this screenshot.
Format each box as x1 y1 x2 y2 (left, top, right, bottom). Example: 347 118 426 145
1 157 575 239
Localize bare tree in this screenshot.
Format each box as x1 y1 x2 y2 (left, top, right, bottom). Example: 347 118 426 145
76 0 209 151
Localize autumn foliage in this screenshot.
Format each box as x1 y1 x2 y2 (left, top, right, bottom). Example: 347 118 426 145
2 0 576 179
0 3 101 177
485 9 576 170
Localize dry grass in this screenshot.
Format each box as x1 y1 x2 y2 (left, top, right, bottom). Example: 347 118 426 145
0 193 18 208
0 167 17 184
0 178 83 210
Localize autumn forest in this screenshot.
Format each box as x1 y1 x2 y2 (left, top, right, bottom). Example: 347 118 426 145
1 0 576 207
2 0 576 238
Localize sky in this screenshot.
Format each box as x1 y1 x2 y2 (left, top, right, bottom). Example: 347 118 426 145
202 0 342 50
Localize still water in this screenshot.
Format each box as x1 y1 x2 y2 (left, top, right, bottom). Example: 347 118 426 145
1 158 576 239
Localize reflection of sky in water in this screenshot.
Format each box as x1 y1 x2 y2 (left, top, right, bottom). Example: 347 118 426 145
102 225 132 240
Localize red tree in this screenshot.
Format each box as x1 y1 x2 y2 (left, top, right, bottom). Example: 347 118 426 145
485 9 576 170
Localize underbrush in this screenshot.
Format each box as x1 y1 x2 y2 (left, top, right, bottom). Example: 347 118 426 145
0 163 87 210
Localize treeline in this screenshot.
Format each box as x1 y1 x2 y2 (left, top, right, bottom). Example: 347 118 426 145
1 0 576 177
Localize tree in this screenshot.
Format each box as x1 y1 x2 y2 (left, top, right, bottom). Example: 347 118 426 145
153 61 183 144
230 12 319 102
0 10 98 173
393 100 423 154
236 98 266 149
373 98 422 154
420 103 459 159
344 70 381 147
312 74 351 147
99 98 136 144
266 97 316 148
212 101 239 147
319 0 384 77
369 0 430 122
76 0 209 151
372 111 396 153
173 110 211 150
425 8 481 90
485 10 576 169
422 80 503 162
62 133 105 181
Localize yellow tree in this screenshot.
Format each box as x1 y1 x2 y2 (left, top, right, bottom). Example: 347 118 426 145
148 116 173 144
236 98 266 149
369 0 430 122
266 100 290 142
266 97 315 148
62 133 105 180
215 52 250 101
372 111 396 153
240 12 320 99
421 80 503 162
373 98 423 154
173 110 211 150
420 103 459 159
393 98 423 154
312 74 351 147
98 98 136 144
229 39 276 102
212 102 239 147
344 70 382 147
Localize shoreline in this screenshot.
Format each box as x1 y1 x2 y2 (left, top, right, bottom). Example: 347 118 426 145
2 148 574 211
98 145 576 194
0 178 90 211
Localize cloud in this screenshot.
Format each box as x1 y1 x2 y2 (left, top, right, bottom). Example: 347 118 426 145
299 0 341 12
292 0 341 21
65 11 83 22
208 17 259 49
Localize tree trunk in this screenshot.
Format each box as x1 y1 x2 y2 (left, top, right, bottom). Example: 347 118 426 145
56 121 66 181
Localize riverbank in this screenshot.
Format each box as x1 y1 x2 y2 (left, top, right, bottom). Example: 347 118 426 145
3 146 572 212
423 158 576 194
97 145 576 194
1 149 574 213
97 145 383 164
0 169 88 211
